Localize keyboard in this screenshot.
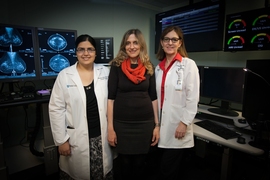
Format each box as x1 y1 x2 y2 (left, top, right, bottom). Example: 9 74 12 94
0 93 36 104
195 120 240 140
195 112 234 125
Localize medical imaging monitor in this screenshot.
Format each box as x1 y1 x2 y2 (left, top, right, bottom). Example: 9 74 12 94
0 24 39 83
94 37 114 65
36 27 77 79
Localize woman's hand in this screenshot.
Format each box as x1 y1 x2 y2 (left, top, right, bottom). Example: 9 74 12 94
108 127 117 147
175 121 187 139
58 141 71 156
151 126 160 146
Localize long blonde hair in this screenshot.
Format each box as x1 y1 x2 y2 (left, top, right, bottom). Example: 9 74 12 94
110 29 154 75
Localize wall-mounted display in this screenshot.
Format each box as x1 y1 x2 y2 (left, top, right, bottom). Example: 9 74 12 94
224 7 270 51
94 37 113 65
155 0 225 52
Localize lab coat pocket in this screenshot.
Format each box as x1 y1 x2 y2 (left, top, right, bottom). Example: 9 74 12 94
66 128 77 147
170 104 183 124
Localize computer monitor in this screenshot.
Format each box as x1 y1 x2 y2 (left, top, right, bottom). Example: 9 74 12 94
0 24 39 86
155 0 225 53
36 27 77 79
94 37 114 65
200 66 245 117
242 59 270 131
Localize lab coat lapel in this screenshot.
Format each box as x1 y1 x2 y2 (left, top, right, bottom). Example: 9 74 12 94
94 64 101 89
69 64 87 111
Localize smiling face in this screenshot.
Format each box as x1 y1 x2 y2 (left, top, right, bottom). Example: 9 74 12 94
76 41 96 66
161 30 181 57
125 34 141 61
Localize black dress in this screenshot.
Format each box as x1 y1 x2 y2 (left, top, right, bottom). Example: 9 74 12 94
108 63 157 154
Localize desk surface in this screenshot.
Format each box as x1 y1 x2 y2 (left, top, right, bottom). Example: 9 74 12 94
193 104 264 156
193 119 264 155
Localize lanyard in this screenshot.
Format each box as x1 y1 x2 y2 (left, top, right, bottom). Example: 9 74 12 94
175 64 184 91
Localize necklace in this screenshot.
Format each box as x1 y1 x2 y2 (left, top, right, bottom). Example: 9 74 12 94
85 85 91 90
131 59 138 64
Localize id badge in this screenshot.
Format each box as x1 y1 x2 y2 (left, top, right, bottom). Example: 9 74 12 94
175 80 182 91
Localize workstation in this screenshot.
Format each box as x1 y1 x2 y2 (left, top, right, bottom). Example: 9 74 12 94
0 0 270 179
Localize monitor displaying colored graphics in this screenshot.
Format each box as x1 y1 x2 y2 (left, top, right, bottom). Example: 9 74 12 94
224 7 270 51
36 27 77 79
0 24 39 82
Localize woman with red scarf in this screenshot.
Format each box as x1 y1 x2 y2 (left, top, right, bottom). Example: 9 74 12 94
107 29 159 180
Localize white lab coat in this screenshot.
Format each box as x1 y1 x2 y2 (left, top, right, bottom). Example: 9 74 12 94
155 57 200 148
49 62 113 180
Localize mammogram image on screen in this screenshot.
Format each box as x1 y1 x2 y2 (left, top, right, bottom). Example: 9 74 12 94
0 26 37 79
37 29 77 78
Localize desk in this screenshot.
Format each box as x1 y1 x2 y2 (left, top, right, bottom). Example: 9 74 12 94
0 96 58 180
193 104 264 180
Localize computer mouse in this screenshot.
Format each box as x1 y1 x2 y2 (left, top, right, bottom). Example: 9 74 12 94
237 136 246 144
238 119 247 124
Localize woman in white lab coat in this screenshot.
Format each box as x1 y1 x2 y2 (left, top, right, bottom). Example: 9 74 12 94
49 34 114 180
155 26 200 180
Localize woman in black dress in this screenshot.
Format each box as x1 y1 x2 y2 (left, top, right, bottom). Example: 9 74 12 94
107 29 160 180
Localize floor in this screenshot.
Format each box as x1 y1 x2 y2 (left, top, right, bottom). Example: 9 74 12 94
8 143 270 180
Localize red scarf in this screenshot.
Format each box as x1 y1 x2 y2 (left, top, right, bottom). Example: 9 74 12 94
121 58 146 84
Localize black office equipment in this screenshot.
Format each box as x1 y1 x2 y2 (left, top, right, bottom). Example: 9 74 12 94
155 0 225 53
195 112 234 125
242 59 270 131
237 136 246 144
200 66 245 117
195 120 240 140
242 59 270 148
0 92 36 104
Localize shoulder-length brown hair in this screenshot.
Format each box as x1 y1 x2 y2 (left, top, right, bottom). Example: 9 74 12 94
110 29 154 75
156 26 188 61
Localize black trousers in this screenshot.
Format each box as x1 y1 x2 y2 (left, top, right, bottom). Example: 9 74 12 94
158 148 186 180
118 153 147 180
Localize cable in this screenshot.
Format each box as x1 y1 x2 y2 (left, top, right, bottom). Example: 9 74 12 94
29 103 44 157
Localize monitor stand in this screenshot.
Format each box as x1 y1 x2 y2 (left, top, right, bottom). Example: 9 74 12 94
208 101 239 117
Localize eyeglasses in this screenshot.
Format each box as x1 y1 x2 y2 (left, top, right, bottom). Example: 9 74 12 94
76 48 96 54
163 37 180 43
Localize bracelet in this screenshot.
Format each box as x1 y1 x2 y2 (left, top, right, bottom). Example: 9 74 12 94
155 123 160 127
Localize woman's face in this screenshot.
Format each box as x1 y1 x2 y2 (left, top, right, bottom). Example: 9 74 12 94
125 34 141 61
161 30 181 56
76 41 96 65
